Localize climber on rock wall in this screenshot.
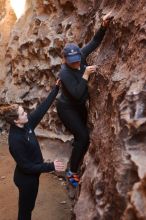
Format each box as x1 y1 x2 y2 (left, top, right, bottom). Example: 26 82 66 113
0 80 65 220
57 13 113 187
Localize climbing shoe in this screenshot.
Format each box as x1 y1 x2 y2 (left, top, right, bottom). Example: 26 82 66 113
66 170 80 188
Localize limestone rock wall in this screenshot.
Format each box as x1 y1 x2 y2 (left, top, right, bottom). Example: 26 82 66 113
74 1 146 220
0 0 16 86
0 0 146 219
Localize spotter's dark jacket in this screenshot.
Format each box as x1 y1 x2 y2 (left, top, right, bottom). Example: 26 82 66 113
9 86 59 186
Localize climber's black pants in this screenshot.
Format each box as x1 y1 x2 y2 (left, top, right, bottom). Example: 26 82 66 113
15 176 39 220
57 101 89 173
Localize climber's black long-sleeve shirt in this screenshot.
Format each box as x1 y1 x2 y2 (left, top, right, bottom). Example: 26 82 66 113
58 26 106 105
9 86 59 179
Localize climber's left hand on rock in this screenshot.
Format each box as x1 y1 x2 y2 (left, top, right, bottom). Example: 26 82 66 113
56 78 61 87
101 11 114 27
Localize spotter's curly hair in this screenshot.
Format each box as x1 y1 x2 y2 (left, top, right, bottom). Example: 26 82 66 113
0 104 19 125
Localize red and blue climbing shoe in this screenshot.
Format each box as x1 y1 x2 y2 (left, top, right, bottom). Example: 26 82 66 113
66 170 80 188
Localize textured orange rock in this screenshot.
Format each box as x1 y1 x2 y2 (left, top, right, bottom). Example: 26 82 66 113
0 0 16 85
0 0 146 219
74 1 146 220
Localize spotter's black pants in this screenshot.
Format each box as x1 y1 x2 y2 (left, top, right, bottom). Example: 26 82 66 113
14 171 39 220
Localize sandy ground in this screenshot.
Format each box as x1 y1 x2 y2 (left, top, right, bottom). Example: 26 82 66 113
0 133 72 220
